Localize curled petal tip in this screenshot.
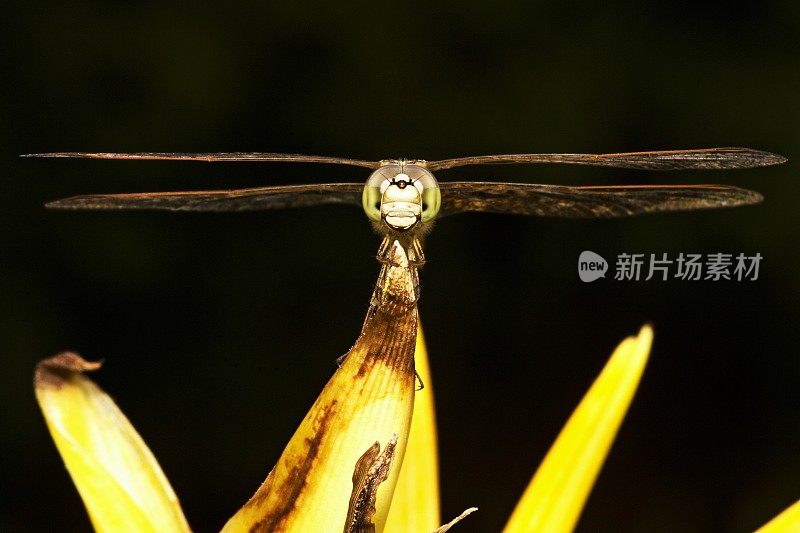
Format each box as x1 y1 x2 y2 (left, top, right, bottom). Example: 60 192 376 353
35 352 102 389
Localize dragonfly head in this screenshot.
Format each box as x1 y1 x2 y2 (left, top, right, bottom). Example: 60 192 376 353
363 163 441 232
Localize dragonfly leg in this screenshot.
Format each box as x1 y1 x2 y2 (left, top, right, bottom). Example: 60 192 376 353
376 236 426 267
414 370 425 391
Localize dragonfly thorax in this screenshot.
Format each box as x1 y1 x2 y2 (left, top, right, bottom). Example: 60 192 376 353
362 164 442 233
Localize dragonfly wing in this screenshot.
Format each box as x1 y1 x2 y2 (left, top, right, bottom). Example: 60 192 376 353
428 148 786 171
46 183 365 212
24 152 380 169
438 182 763 218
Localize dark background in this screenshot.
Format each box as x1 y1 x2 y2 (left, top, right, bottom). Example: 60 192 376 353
2 1 799 531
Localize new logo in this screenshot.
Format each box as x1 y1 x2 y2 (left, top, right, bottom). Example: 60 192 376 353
578 251 608 282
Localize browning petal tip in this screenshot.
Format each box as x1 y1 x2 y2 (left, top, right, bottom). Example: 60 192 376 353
35 352 103 389
344 434 399 533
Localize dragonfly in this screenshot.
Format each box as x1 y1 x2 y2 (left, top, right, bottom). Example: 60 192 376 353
29 147 785 285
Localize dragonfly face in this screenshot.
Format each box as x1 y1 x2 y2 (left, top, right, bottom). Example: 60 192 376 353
362 163 442 233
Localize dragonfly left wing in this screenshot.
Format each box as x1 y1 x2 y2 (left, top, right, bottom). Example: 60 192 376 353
24 152 381 169
438 182 763 218
46 183 364 211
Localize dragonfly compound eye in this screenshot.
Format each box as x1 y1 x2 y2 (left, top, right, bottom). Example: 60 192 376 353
402 166 441 223
363 167 396 222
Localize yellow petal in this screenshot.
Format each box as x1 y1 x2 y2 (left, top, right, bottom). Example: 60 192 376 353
385 323 441 532
757 498 800 532
504 325 653 533
223 239 418 532
34 353 190 533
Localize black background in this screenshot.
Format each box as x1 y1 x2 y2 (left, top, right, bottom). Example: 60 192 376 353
2 1 799 531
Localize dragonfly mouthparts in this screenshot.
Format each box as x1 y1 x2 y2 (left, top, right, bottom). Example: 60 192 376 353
383 204 420 231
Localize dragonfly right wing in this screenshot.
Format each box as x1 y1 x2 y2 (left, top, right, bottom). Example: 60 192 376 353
428 148 785 171
46 183 365 212
438 182 763 218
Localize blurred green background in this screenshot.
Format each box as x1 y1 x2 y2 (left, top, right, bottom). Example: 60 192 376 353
2 1 799 531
